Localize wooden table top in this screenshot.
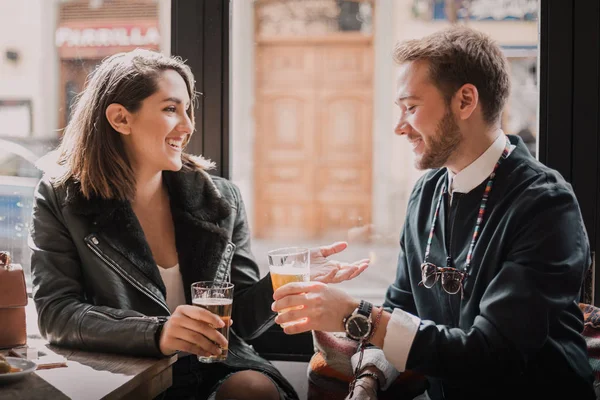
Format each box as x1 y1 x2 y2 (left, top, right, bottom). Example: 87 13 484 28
0 301 177 400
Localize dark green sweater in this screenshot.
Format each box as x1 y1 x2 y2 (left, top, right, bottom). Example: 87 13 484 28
384 135 595 399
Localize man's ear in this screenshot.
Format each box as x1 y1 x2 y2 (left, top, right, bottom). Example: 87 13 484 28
453 84 479 121
105 103 133 135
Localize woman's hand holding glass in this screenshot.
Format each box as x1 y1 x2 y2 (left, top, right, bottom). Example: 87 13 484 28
158 304 231 358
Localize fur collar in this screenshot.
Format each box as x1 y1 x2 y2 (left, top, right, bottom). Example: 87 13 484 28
64 165 234 304
65 166 230 223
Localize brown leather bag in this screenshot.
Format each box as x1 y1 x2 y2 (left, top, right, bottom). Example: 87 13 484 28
0 252 27 349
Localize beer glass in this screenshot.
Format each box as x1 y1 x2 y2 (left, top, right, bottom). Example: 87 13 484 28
268 247 310 328
191 281 234 363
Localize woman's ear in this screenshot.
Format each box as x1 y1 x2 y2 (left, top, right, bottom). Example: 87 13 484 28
453 83 479 121
105 103 132 135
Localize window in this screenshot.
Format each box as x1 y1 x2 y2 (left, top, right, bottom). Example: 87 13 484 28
230 0 540 305
0 0 171 286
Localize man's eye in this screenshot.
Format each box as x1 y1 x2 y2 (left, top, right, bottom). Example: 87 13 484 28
407 106 416 112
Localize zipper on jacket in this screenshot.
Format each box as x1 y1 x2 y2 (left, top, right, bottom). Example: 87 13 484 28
85 235 171 316
87 309 166 324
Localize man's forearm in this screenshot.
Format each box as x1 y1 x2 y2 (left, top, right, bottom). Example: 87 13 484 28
370 307 391 349
368 307 421 372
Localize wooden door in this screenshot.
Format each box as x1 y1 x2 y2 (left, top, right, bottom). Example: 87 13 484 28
254 35 373 239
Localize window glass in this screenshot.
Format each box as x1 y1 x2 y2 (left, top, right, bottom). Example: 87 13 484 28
231 0 539 305
0 0 171 286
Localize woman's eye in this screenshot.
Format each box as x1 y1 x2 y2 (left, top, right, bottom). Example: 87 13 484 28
407 106 416 112
164 106 177 113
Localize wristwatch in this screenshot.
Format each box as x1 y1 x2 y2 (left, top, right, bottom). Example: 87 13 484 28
343 300 373 341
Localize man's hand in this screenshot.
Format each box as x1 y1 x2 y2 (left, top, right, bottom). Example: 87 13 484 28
346 366 384 399
310 242 370 284
159 305 230 357
346 377 378 400
272 281 359 334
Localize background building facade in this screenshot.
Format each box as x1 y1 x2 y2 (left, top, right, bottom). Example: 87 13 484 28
231 0 538 242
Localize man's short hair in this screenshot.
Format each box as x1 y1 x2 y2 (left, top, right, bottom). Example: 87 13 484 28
393 26 511 125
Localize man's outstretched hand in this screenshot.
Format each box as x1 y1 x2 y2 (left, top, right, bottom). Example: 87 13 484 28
309 242 370 284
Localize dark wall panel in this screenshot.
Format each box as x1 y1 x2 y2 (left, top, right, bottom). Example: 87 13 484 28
171 0 230 178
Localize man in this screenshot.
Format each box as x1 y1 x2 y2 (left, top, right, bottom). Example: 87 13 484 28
272 26 595 400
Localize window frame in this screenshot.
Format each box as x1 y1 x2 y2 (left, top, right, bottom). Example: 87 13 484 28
539 0 599 305
171 0 230 179
171 0 311 360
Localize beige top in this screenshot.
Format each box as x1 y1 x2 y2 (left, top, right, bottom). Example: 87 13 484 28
157 263 186 313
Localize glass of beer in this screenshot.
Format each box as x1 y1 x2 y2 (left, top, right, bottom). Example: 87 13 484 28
191 281 234 363
268 247 310 328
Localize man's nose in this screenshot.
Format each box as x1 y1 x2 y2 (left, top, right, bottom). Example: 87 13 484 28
394 117 411 136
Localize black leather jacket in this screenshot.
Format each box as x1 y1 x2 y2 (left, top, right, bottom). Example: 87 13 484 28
29 164 296 398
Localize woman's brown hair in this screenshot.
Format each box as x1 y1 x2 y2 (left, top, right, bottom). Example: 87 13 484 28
45 49 211 201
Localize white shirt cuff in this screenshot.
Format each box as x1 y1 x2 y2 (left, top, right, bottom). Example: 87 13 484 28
382 308 421 372
350 348 401 390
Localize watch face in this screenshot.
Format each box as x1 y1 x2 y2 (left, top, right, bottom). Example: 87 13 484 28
346 315 371 339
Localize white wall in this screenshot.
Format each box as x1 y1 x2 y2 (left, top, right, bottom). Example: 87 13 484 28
230 0 256 231
159 0 171 56
372 0 407 241
0 0 58 138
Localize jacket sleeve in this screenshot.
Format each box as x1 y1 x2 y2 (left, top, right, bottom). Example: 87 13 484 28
403 184 590 381
30 179 164 357
383 175 425 315
226 183 276 340
383 228 418 315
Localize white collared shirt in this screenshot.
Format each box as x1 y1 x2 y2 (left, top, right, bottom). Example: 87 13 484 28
157 263 186 313
448 130 515 199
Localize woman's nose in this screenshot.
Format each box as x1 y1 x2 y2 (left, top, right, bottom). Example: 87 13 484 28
179 112 193 134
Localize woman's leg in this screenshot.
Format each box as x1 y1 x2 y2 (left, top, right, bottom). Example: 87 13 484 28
215 370 280 400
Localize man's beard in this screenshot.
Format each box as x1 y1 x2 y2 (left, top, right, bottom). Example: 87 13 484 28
415 108 462 170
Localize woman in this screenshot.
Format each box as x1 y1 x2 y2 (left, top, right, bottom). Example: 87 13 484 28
30 49 368 400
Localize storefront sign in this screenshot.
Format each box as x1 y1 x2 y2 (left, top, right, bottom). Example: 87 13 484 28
468 0 538 20
56 22 160 58
414 0 538 21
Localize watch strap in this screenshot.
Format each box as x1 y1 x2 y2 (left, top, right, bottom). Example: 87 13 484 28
357 300 373 317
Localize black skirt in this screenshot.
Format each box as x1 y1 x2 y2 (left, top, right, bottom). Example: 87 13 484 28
158 332 299 400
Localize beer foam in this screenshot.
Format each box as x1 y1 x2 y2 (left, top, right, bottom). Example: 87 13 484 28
192 298 232 306
269 266 310 276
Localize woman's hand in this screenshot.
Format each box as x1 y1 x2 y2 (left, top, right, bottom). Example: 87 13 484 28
310 242 370 284
158 305 230 357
